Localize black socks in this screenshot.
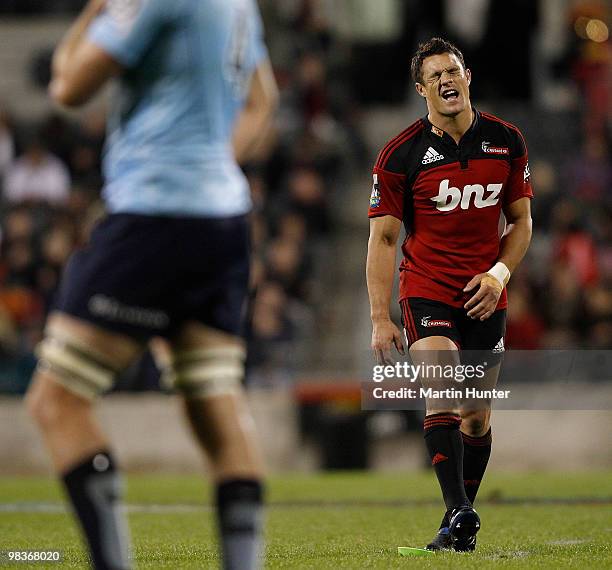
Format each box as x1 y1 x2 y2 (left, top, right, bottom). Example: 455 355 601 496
424 413 470 511
216 479 264 570
62 451 131 570
63 455 264 569
462 429 492 504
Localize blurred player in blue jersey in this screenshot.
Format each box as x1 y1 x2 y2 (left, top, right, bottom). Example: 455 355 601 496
25 1 278 568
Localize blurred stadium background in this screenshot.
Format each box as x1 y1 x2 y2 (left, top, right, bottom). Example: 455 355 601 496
0 0 610 476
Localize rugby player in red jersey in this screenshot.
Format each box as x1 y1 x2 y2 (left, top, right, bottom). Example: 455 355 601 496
366 38 533 551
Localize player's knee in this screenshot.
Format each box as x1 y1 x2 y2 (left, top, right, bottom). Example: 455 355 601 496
460 410 490 436
172 344 246 399
26 373 88 429
411 335 458 352
34 323 124 402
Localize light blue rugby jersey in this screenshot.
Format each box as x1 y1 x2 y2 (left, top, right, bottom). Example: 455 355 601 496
88 0 267 217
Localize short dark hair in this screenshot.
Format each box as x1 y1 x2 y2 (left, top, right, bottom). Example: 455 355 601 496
410 37 466 84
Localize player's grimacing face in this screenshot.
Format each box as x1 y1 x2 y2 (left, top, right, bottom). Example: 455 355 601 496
416 53 471 117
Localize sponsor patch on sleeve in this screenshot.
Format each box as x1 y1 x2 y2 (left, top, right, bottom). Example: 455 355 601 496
370 173 381 208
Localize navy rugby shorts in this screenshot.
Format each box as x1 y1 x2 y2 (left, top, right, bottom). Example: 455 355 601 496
53 213 250 340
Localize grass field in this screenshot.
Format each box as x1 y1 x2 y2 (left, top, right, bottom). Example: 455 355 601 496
1 471 611 569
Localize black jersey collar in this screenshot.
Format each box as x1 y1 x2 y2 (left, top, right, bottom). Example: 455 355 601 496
423 108 480 148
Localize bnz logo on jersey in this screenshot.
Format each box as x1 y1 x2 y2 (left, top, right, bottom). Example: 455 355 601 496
431 179 502 212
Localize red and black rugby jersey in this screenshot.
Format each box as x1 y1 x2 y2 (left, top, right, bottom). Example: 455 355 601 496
368 109 533 309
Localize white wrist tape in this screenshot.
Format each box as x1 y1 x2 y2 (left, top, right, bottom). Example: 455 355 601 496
487 262 510 287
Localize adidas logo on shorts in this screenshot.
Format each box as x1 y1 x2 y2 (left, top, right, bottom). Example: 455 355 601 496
492 337 505 353
422 146 444 164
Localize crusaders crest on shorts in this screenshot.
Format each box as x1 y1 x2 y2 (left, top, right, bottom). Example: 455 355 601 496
370 174 381 208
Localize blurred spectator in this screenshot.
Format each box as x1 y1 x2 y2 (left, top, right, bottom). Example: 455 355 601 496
251 281 293 344
0 210 36 303
529 160 558 227
0 109 15 179
545 262 583 330
39 113 77 165
566 1 611 138
294 51 329 124
2 208 35 244
506 287 546 349
541 326 580 349
3 136 70 205
0 286 42 331
69 143 103 191
286 166 330 235
554 228 600 288
248 281 296 378
593 208 612 281
266 238 307 299
37 224 75 308
583 284 612 329
564 136 612 204
0 305 19 358
277 211 307 245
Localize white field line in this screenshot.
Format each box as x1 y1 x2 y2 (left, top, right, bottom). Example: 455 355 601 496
1 497 611 514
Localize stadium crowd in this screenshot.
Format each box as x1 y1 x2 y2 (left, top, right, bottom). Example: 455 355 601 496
0 0 360 392
505 1 612 350
0 0 610 394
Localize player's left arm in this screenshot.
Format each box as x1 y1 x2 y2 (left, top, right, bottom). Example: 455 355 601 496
232 3 278 164
465 126 533 321
464 197 533 320
497 197 533 274
50 0 122 107
232 57 279 164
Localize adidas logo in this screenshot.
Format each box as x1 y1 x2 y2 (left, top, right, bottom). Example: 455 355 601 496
432 452 448 465
422 147 444 164
492 337 505 353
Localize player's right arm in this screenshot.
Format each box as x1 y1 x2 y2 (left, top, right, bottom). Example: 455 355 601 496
50 0 174 107
49 0 120 107
232 57 279 164
367 215 405 364
366 133 415 364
